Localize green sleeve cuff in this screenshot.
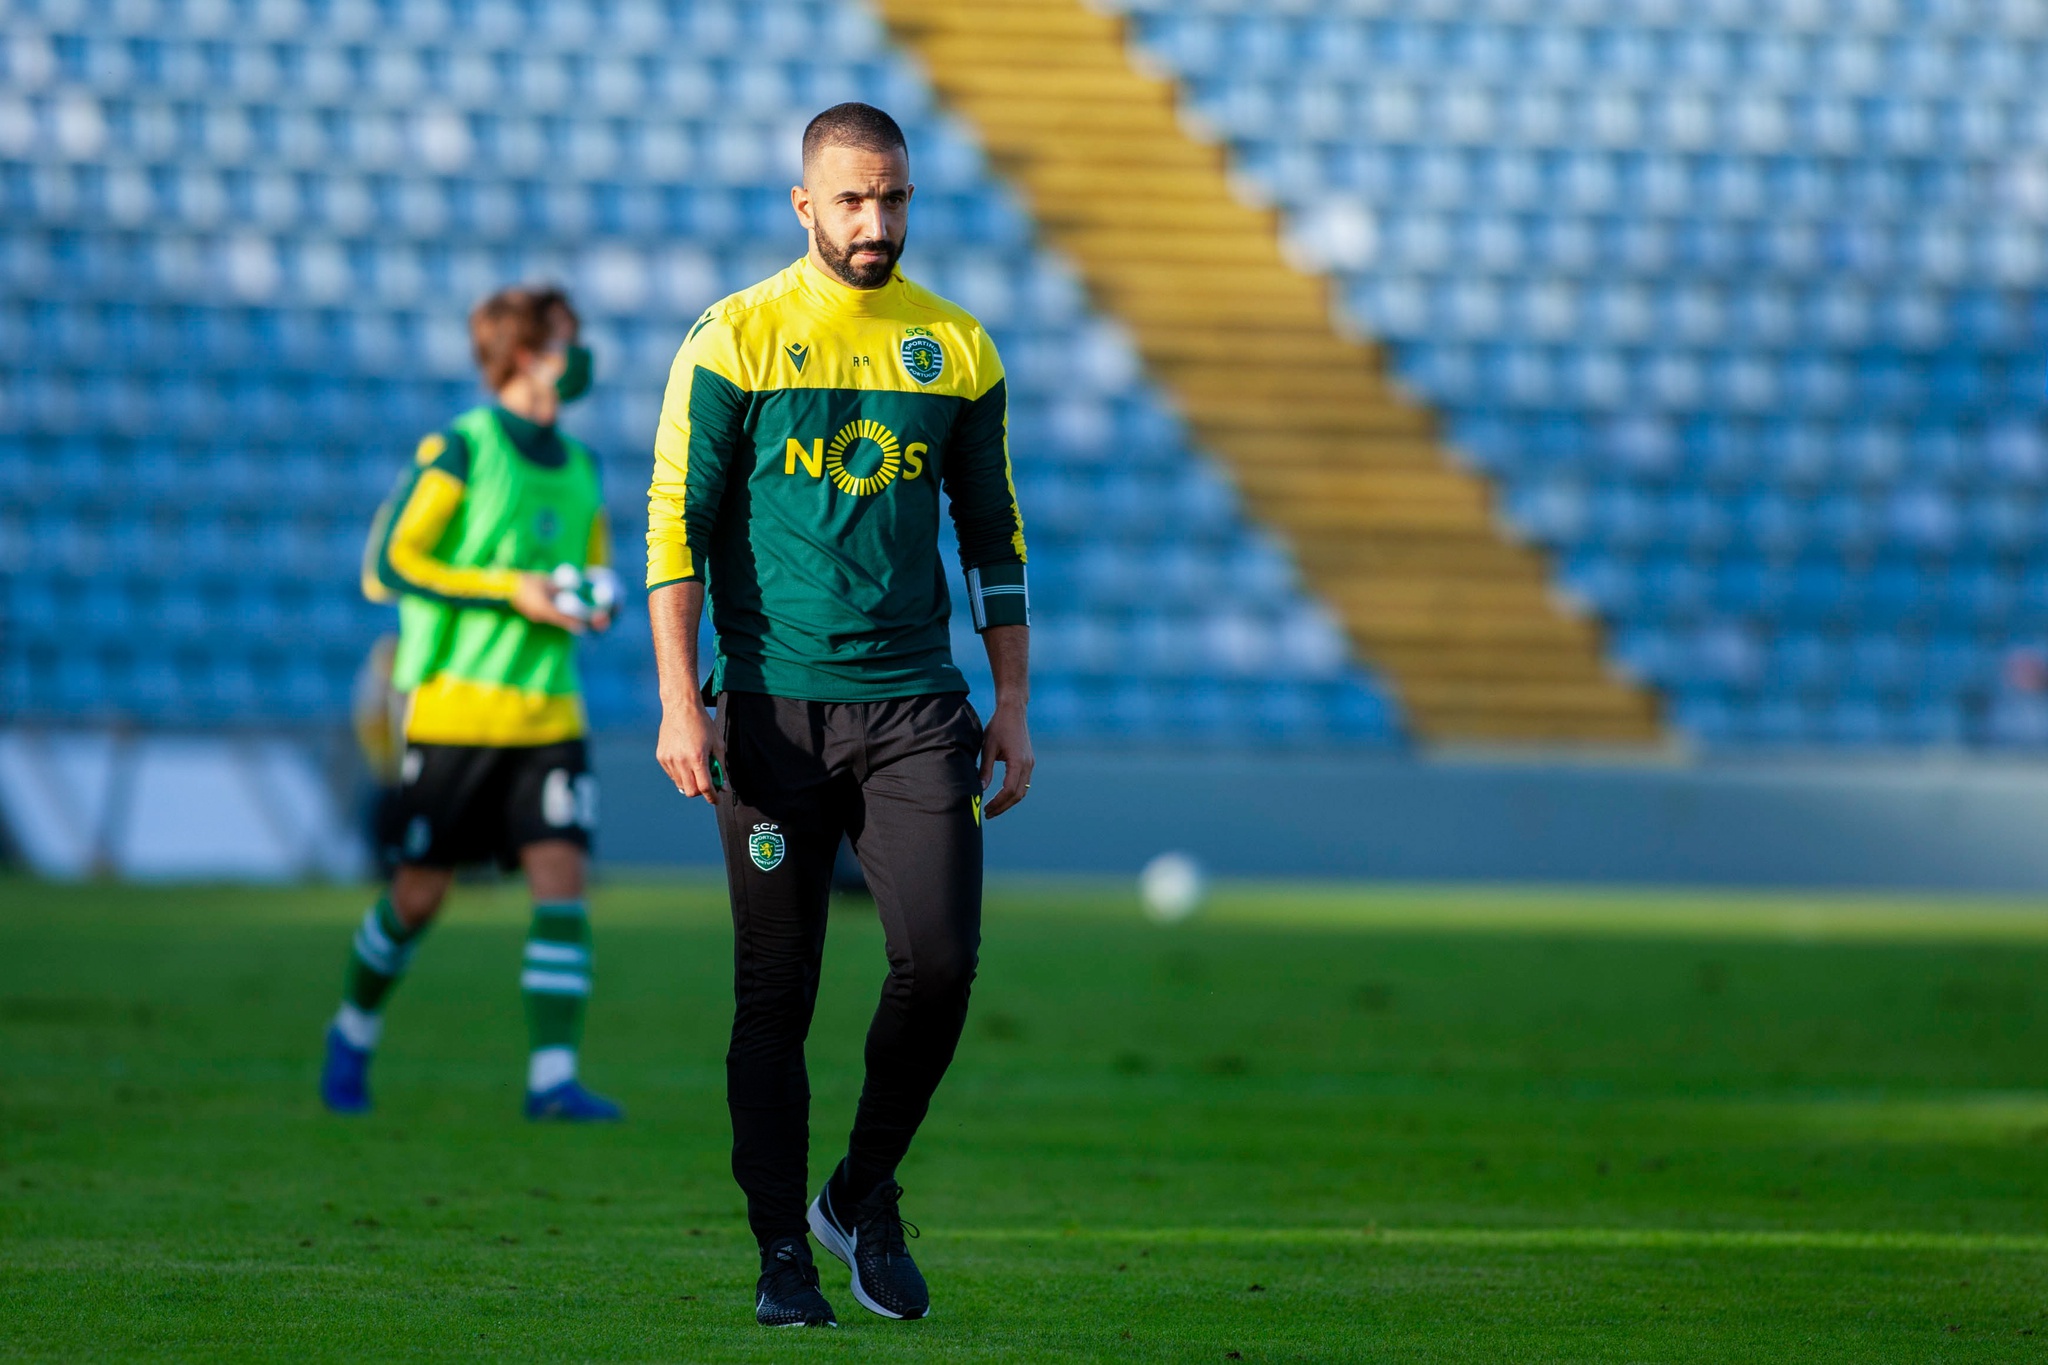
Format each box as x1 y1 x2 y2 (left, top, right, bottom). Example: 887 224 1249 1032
965 562 1029 631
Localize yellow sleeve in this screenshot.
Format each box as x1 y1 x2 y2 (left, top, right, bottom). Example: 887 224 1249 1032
385 468 523 604
361 495 400 605
646 355 694 588
647 310 747 588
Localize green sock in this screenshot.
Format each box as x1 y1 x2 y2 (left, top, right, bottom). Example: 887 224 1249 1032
522 900 592 1091
334 895 425 1048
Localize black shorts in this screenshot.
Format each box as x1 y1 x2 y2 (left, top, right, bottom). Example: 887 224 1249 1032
383 739 596 870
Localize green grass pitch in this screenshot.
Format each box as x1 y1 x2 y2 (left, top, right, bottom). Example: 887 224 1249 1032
4 876 2048 1361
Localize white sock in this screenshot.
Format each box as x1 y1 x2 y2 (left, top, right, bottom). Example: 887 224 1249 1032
333 1002 383 1050
528 1046 577 1093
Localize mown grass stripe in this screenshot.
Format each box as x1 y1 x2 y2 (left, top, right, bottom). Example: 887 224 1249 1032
937 1226 2048 1254
1192 889 2048 944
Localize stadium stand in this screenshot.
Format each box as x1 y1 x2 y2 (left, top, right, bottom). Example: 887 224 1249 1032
0 0 1403 751
1085 0 2048 747
880 0 1661 743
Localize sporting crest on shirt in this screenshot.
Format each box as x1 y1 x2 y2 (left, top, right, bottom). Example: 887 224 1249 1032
899 333 944 385
749 823 786 872
784 341 809 373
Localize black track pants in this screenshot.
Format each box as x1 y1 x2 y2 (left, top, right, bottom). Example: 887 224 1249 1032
713 690 984 1246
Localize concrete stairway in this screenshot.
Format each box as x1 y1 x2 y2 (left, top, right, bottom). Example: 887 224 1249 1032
874 0 1663 744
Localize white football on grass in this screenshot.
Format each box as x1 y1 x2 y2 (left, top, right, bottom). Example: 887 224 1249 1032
1140 852 1206 924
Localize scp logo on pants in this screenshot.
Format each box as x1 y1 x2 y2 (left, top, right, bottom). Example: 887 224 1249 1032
749 823 786 872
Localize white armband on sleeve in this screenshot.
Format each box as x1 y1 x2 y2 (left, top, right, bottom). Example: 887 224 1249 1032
964 562 1029 632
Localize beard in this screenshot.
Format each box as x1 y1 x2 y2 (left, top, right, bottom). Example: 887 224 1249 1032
815 224 904 289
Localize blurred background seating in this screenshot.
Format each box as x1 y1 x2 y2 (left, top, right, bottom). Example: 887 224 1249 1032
1109 0 2048 748
0 0 1402 748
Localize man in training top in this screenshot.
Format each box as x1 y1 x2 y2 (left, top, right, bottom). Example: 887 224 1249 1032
646 103 1033 1327
321 285 624 1123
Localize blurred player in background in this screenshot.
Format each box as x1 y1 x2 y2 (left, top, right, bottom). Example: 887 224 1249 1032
350 633 407 879
321 285 624 1122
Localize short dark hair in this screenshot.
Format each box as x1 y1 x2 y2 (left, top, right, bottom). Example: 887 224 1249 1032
468 285 577 390
802 102 907 173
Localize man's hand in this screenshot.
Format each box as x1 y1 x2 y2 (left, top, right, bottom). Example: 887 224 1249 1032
511 573 586 632
979 699 1034 818
658 697 725 805
648 580 715 803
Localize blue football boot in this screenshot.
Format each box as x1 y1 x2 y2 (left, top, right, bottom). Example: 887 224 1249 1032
523 1079 624 1122
320 1025 372 1114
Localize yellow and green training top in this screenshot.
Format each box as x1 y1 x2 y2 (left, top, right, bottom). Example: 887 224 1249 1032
363 406 609 747
646 257 1028 701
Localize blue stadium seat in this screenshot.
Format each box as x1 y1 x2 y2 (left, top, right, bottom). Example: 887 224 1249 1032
1106 0 2048 746
130 0 2048 745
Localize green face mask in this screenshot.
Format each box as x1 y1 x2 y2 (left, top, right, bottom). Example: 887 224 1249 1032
555 344 594 403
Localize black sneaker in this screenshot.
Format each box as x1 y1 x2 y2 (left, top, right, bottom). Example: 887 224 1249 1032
807 1167 930 1320
754 1237 836 1328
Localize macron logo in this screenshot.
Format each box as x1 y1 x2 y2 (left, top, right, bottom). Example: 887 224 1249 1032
784 342 809 373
